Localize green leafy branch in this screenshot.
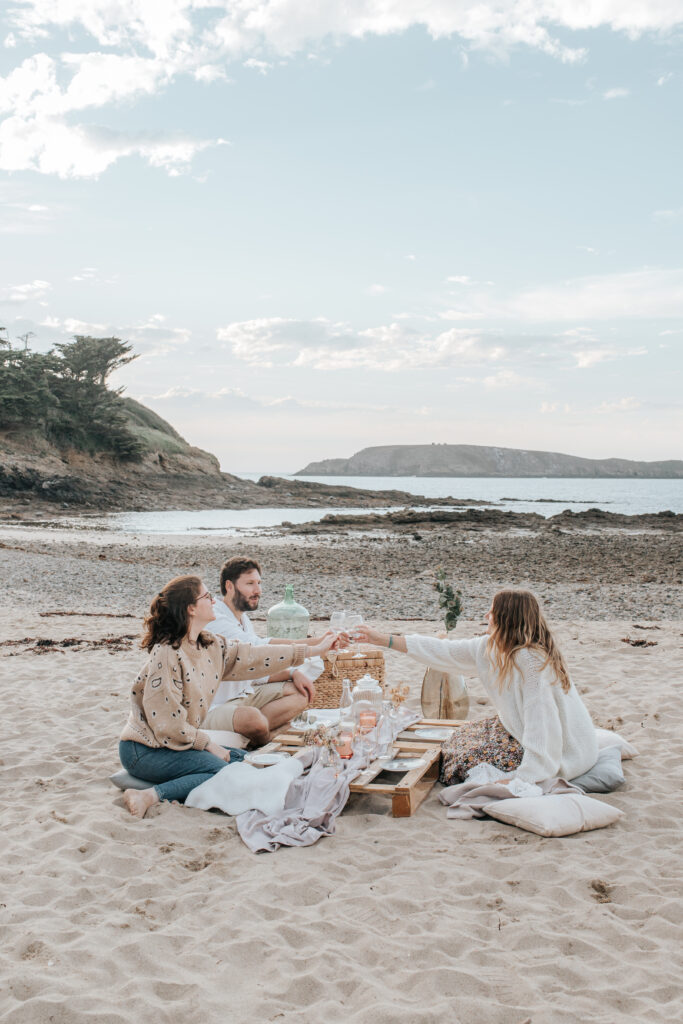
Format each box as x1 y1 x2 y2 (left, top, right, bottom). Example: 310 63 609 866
433 568 463 633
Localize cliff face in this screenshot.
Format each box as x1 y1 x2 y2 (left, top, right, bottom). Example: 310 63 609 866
0 398 254 510
297 444 683 478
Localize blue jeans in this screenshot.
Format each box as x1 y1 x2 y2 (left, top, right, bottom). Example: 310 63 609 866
119 740 245 804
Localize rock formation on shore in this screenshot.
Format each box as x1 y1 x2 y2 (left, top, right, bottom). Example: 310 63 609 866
297 444 683 478
0 399 471 515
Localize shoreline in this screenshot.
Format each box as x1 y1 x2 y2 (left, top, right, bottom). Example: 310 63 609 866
2 513 681 621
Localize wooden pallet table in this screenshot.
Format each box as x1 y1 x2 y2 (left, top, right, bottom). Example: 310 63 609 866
267 722 461 817
348 741 441 818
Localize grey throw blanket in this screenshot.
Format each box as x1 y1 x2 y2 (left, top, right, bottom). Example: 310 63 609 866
236 747 362 852
439 773 582 820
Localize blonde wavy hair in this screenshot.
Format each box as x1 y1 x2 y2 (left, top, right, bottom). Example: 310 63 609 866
486 589 570 693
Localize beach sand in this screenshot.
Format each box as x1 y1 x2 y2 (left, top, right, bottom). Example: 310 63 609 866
1 524 681 1023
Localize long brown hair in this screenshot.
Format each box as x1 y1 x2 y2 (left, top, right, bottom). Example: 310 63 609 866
487 589 570 693
141 575 212 652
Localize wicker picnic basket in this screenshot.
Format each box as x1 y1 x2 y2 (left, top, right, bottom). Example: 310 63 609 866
310 647 386 709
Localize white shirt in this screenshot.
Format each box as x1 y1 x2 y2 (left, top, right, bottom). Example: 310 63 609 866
405 633 598 784
208 600 324 710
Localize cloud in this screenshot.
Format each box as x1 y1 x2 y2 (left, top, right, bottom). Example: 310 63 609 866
243 58 273 74
598 396 642 412
0 51 226 176
603 87 630 99
0 279 51 303
138 384 394 416
508 267 683 320
217 316 512 372
366 283 388 295
71 266 118 284
653 207 683 221
4 2 683 178
36 312 192 357
0 115 227 178
0 194 54 233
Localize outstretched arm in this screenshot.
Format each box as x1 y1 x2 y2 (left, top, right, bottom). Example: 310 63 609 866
355 625 481 675
353 625 407 652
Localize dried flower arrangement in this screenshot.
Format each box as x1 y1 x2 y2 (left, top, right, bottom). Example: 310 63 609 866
388 683 410 710
302 721 342 750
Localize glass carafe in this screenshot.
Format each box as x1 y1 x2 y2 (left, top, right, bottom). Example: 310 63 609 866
266 584 310 640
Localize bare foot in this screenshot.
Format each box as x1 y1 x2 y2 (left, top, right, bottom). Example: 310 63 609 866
123 788 159 818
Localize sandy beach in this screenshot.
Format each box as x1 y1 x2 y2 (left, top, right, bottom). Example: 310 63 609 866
1 521 681 1023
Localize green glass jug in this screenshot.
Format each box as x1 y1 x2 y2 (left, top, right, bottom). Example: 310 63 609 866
266 584 310 640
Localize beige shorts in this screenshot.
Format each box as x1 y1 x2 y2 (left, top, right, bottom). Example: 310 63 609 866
202 681 290 731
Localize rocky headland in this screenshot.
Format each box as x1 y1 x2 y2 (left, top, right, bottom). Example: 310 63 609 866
297 443 683 478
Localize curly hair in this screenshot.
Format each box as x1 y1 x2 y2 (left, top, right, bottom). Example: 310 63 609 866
141 575 213 652
487 589 571 694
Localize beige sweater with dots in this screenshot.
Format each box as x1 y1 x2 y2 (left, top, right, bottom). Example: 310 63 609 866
120 634 306 751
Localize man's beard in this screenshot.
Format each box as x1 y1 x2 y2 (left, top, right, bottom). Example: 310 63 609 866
234 588 260 613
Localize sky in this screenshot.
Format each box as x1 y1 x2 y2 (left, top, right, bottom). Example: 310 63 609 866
1 2 682 474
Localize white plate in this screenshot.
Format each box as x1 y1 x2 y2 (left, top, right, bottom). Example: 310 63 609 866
244 752 291 767
290 709 341 731
412 727 454 741
381 757 427 772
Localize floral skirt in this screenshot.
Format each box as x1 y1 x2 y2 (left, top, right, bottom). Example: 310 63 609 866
440 716 524 785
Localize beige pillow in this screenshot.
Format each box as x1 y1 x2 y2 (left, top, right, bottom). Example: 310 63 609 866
483 794 623 837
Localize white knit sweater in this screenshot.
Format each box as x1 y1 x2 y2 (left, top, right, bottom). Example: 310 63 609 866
405 633 598 783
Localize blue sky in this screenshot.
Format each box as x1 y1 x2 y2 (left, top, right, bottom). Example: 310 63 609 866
1 2 682 472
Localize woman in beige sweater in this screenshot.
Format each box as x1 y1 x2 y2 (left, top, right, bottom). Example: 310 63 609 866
120 574 335 817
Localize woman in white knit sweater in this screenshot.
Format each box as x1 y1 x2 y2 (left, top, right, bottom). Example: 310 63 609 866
356 589 597 785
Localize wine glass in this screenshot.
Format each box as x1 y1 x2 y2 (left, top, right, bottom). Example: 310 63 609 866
345 612 364 657
330 610 346 642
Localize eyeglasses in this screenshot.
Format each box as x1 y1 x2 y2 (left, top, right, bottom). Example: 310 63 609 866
196 591 213 602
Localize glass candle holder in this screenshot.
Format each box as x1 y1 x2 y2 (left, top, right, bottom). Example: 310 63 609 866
358 709 377 734
335 724 355 760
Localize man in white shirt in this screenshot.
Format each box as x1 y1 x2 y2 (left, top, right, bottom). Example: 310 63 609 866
202 556 327 745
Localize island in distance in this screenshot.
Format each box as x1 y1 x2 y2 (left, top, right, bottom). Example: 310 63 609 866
297 444 683 478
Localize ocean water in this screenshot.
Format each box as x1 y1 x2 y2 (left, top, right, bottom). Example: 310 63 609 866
62 475 682 537
242 474 683 516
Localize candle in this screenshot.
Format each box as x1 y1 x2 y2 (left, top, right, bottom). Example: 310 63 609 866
336 725 355 760
358 709 377 733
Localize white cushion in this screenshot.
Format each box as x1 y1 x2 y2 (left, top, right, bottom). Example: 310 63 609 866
595 728 638 759
483 794 623 837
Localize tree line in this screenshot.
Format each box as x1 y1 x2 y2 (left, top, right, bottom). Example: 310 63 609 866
0 336 144 460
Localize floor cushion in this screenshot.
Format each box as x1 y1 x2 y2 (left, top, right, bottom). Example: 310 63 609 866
571 745 625 793
595 727 638 759
110 769 153 791
483 793 623 837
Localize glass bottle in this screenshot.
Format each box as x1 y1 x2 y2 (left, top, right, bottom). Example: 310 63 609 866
376 701 395 760
266 584 310 640
339 678 353 714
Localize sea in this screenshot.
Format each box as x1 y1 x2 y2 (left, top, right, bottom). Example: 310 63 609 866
64 474 683 537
